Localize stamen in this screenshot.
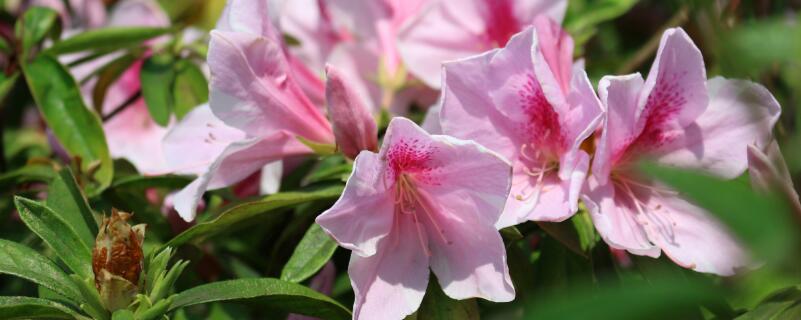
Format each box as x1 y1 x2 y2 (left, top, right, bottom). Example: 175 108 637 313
411 214 431 256
615 176 679 196
408 186 453 245
519 144 541 162
619 181 676 244
515 162 549 207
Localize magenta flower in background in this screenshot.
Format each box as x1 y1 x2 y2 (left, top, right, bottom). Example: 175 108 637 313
585 28 781 275
316 117 514 320
440 17 603 227
397 0 567 88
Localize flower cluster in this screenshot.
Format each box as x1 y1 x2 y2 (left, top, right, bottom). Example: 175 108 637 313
142 1 780 319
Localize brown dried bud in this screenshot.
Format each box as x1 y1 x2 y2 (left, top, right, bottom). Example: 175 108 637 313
92 209 145 311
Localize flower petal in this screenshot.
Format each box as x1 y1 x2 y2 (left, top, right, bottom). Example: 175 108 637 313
316 152 395 257
259 161 283 195
104 101 170 175
558 65 603 185
216 0 281 39
640 193 749 275
348 214 429 320
418 190 515 302
650 77 781 178
593 73 646 183
208 30 332 142
173 133 309 221
583 177 660 257
440 27 536 160
162 104 246 176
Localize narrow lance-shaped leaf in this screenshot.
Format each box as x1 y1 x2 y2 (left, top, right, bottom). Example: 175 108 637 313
46 167 99 247
91 53 140 114
14 197 94 279
169 278 351 320
0 239 83 304
0 296 86 320
15 7 60 59
140 52 176 126
281 223 338 283
159 186 343 252
22 55 113 194
44 27 172 55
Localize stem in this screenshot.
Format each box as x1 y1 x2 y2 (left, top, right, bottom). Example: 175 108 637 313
102 90 141 122
616 6 690 74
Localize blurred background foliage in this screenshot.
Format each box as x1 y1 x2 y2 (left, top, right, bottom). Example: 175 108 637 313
0 0 800 319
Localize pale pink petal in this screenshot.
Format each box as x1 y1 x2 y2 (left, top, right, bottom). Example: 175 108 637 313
557 65 602 188
582 177 660 257
207 30 332 142
593 73 646 183
640 193 748 275
108 0 169 28
348 214 429 320
420 102 441 134
71 0 106 28
506 171 570 224
215 0 280 39
631 28 708 152
325 64 378 159
397 0 488 88
532 16 573 98
280 0 341 73
650 77 781 178
103 101 170 174
440 28 536 160
316 152 395 257
327 42 382 114
398 0 566 88
418 188 514 302
162 104 246 176
173 132 309 221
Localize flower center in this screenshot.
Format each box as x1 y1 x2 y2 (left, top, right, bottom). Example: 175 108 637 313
394 174 452 256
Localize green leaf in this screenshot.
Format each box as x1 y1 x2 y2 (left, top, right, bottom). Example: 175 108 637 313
171 60 208 119
15 7 60 59
0 296 83 320
564 0 638 47
111 309 135 320
159 185 343 252
0 163 54 189
110 174 191 190
297 136 337 156
281 223 338 283
413 276 479 320
14 197 94 279
169 278 351 320
91 53 139 113
0 239 83 303
22 55 113 195
640 163 796 262
44 27 172 55
526 276 721 319
0 72 19 103
537 221 587 258
736 286 801 320
140 53 176 126
717 19 801 78
46 167 98 248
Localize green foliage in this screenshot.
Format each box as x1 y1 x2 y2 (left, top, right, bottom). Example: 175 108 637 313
169 278 352 320
140 52 176 126
280 223 338 283
0 239 84 303
44 27 172 55
22 55 113 195
0 296 85 320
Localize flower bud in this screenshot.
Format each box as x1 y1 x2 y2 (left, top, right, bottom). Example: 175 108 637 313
325 64 378 159
92 209 145 311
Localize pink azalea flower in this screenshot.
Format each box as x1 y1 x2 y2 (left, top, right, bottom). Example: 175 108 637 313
168 0 378 221
440 18 603 227
31 0 106 29
585 28 781 275
279 0 438 114
316 117 514 320
747 142 801 219
397 0 567 88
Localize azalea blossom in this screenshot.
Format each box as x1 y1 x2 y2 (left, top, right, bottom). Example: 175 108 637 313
278 0 438 114
168 0 378 221
397 0 567 88
584 28 781 275
440 17 603 227
316 117 514 320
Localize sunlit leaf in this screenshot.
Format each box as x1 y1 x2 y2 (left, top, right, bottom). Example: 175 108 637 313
169 278 351 320
45 27 172 55
22 55 113 194
281 223 338 283
0 239 83 304
46 167 98 246
172 60 208 119
0 296 85 320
